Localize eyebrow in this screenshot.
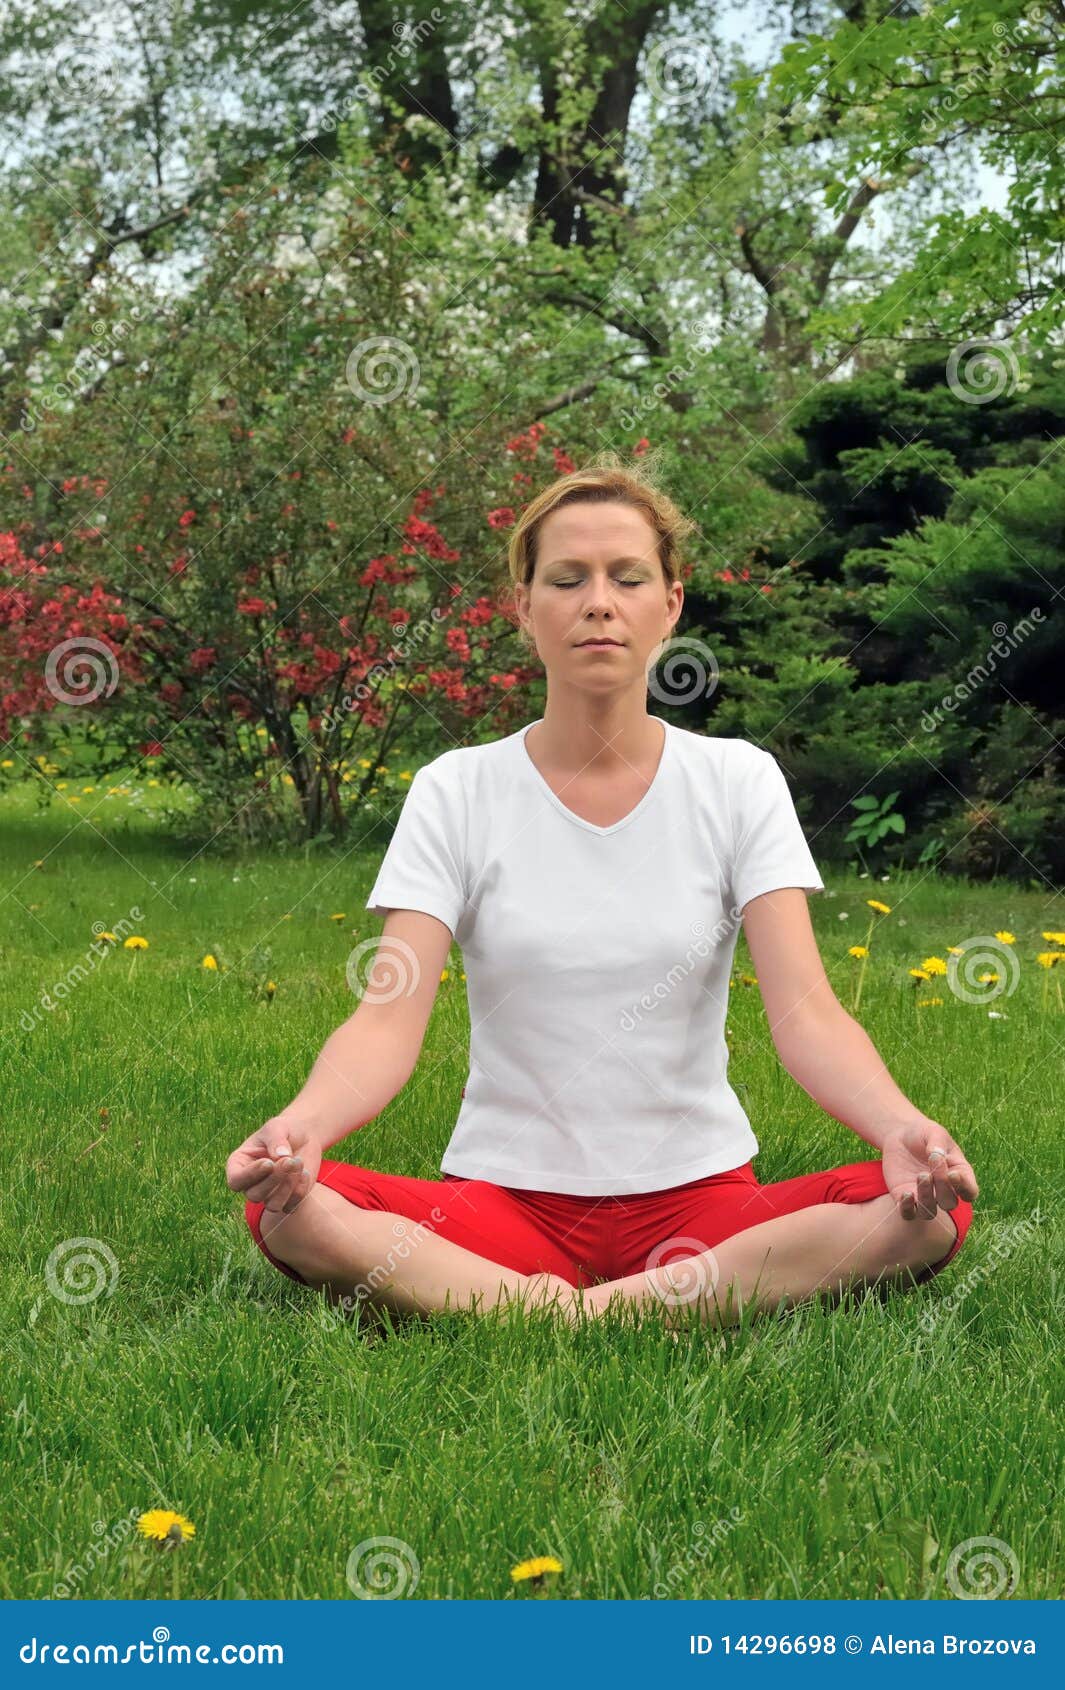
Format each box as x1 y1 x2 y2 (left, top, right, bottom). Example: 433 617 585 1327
541 556 653 568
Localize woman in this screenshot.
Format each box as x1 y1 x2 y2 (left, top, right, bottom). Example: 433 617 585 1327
228 455 978 1331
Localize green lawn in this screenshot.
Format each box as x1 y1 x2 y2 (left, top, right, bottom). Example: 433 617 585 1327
2 778 1062 1600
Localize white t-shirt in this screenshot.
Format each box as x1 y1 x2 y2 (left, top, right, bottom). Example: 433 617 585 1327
364 717 824 1196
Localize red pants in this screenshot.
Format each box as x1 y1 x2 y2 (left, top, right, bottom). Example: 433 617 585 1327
245 1156 972 1290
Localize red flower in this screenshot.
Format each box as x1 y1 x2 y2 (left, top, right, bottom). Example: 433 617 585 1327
140 740 165 757
634 437 650 456
189 647 216 672
237 597 267 615
177 509 196 528
552 447 576 475
487 507 515 530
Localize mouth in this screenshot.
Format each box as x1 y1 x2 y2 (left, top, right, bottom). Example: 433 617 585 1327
576 638 624 648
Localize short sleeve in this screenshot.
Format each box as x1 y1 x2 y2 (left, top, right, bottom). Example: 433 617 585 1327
729 747 824 913
364 764 467 936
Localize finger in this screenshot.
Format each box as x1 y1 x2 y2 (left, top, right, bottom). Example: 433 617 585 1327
897 1184 918 1221
914 1168 937 1218
948 1157 979 1202
926 1147 957 1211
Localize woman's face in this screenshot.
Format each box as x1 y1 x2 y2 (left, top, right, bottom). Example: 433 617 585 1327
515 500 683 687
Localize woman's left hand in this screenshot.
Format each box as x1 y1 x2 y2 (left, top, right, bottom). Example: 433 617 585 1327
880 1119 980 1220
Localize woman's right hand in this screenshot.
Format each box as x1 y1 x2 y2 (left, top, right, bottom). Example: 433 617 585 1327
225 1114 323 1214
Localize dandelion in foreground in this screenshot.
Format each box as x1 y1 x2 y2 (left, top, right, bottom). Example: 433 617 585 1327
123 935 149 950
909 968 930 983
847 945 868 959
917 997 943 1008
137 1510 195 1547
264 980 277 999
1040 932 1065 946
995 931 1015 945
329 912 346 922
510 1555 563 1587
201 954 218 970
1037 952 1062 969
920 956 948 975
866 899 892 915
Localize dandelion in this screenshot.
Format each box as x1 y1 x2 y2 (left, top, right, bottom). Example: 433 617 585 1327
264 980 277 999
917 997 944 1008
909 968 930 983
440 968 450 982
329 912 346 922
137 1510 195 1546
920 956 948 975
1 759 12 768
977 972 1000 984
1041 931 1065 946
738 973 758 986
995 931 1015 945
1036 952 1062 969
510 1555 563 1587
202 954 218 971
866 899 892 915
98 931 117 944
847 945 869 959
947 945 964 955
124 936 149 950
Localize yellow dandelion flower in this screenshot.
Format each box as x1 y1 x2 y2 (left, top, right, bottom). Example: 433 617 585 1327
67 795 81 802
400 770 412 781
1 758 13 767
1041 931 1065 946
81 785 94 793
98 931 117 943
977 971 1000 984
866 899 892 915
920 956 948 975
739 973 758 986
329 912 346 922
136 1509 195 1545
848 945 869 958
510 1555 563 1584
440 968 450 982
1036 952 1061 969
147 778 160 787
947 945 964 955
202 954 218 971
917 997 944 1008
909 968 930 982
124 935 149 950
56 781 68 790
995 931 1015 944
264 980 277 998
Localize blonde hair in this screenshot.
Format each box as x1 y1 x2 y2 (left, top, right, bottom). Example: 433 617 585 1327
505 448 695 654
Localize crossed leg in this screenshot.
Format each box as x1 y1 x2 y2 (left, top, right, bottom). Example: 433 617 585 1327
580 1194 961 1329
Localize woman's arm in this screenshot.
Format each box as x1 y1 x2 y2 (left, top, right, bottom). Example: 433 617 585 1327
226 908 454 1211
740 888 979 1213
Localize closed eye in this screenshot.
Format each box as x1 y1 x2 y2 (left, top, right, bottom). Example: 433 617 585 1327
554 579 644 588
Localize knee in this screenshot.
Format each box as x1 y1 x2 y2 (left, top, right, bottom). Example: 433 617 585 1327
258 1195 330 1279
877 1201 962 1276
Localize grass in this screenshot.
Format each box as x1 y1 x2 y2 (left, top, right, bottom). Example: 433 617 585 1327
1 776 1063 1601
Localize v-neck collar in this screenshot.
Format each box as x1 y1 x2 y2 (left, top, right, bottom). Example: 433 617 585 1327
518 716 672 836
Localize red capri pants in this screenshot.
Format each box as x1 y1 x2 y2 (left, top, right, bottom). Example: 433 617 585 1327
245 1155 972 1291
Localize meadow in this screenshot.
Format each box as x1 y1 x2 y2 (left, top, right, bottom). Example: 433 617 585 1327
2 776 1062 1601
